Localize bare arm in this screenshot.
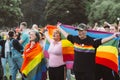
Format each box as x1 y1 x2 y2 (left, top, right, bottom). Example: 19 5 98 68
92 22 98 30
101 32 119 44
104 21 112 27
57 24 69 38
44 31 52 43
19 39 23 44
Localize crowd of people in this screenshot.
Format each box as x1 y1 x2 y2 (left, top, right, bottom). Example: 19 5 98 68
0 21 120 80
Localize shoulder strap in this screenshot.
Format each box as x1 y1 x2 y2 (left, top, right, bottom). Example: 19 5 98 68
9 39 14 51
10 39 14 46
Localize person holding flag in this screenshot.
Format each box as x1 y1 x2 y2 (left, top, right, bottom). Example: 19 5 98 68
58 23 120 80
44 25 66 80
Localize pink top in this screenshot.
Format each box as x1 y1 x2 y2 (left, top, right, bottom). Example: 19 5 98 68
48 40 65 67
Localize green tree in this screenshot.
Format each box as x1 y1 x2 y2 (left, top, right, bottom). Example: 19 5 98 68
88 0 120 25
45 0 94 25
21 0 47 27
0 0 23 27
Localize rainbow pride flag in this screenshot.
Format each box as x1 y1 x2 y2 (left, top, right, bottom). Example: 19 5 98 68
61 39 74 61
44 24 119 73
21 42 47 80
44 25 57 58
90 30 119 73
44 25 74 61
59 24 119 73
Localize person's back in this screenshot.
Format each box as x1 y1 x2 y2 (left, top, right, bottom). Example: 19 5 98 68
19 22 29 48
10 39 23 58
20 32 29 48
8 31 23 80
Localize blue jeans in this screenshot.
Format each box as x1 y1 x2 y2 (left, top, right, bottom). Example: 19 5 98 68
11 56 23 80
1 58 7 76
7 52 13 75
66 69 71 80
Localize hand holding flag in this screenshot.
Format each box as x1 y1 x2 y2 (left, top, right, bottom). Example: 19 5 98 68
114 32 120 37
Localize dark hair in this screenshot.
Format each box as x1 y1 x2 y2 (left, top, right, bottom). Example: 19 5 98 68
31 31 40 42
8 31 14 38
104 25 110 28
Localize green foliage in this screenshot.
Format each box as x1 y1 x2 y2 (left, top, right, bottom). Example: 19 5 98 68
0 0 23 27
21 0 47 27
1 0 119 28
45 0 94 25
88 0 120 24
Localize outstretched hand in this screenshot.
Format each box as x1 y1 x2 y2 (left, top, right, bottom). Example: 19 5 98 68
57 22 62 28
114 32 120 37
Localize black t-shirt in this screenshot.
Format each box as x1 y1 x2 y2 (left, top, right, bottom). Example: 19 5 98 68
67 35 102 72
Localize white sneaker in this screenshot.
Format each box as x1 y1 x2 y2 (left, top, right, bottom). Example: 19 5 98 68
71 74 75 78
17 73 22 79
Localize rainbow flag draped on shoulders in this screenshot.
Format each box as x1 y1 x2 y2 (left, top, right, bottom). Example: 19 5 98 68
21 42 47 80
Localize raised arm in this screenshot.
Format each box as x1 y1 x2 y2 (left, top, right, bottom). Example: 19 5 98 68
57 24 69 38
101 32 120 44
104 21 112 27
44 31 52 43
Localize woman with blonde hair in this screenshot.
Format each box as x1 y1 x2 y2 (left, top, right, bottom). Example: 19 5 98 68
45 29 66 80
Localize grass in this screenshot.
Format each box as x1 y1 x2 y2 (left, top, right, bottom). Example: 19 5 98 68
6 63 22 80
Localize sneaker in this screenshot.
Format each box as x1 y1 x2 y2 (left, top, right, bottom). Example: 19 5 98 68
71 74 75 78
17 73 22 79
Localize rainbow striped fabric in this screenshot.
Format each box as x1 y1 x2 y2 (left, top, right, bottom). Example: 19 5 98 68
60 24 119 73
44 25 74 61
61 39 74 61
44 25 57 58
21 42 47 80
44 24 119 73
89 30 119 73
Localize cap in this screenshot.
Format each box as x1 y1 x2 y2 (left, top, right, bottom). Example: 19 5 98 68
75 23 88 31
